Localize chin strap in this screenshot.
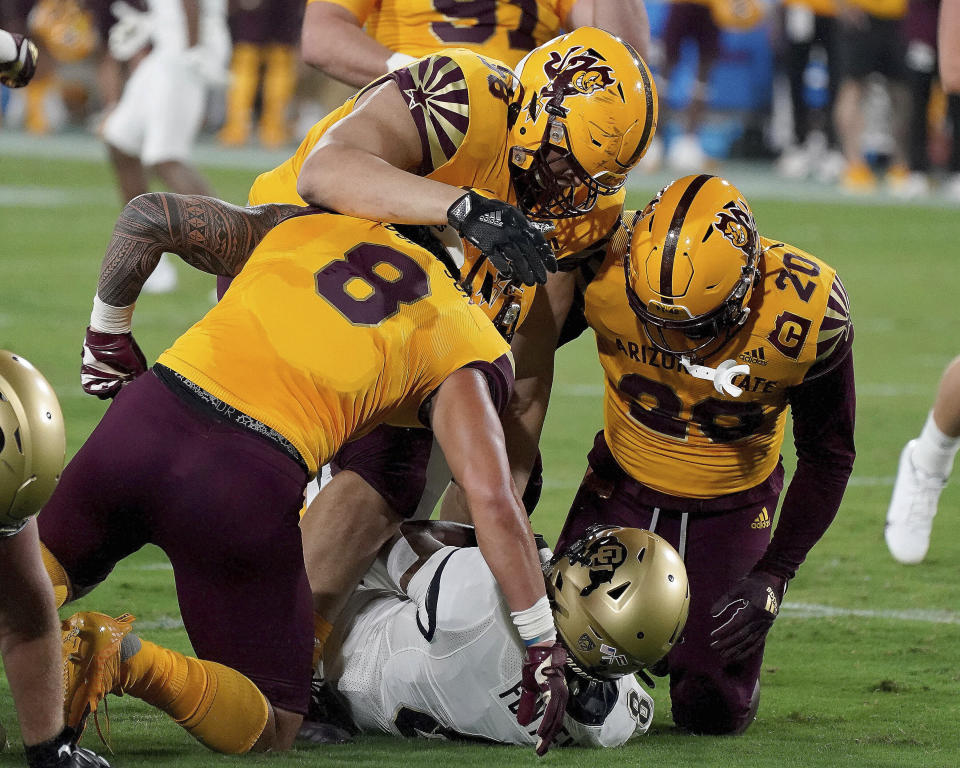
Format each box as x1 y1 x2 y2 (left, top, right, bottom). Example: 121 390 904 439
680 356 750 397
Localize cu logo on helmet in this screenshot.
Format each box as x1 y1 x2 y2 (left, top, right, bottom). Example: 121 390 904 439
714 200 755 256
541 49 616 99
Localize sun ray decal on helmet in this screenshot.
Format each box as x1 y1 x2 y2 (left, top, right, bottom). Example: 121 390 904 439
393 56 470 173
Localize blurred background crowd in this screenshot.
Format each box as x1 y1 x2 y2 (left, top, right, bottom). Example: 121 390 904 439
1 0 958 202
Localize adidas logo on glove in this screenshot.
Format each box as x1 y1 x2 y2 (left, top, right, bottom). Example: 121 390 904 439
478 211 503 228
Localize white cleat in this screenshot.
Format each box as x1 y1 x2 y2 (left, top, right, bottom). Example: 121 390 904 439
885 440 947 564
142 253 179 294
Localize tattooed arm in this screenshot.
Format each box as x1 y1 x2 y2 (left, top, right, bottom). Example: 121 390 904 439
81 192 308 399
98 192 307 305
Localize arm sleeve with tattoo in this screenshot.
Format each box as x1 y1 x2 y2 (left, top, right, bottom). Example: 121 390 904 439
754 349 857 580
82 193 309 399
97 192 308 306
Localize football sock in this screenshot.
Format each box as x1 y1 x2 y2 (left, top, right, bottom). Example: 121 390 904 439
118 639 269 754
24 74 54 134
219 43 261 146
259 44 296 148
39 543 71 608
914 411 960 479
313 613 333 670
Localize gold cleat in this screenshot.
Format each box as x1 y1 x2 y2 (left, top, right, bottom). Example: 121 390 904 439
61 611 136 742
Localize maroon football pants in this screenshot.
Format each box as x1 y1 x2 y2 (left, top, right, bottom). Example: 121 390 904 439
558 433 781 735
38 372 313 714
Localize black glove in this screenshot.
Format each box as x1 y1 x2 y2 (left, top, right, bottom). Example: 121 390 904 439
447 191 557 286
710 571 786 663
25 727 110 768
81 327 148 399
517 641 569 756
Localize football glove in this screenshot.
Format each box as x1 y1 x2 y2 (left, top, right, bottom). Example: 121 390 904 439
183 45 231 87
710 570 786 663
108 1 152 62
447 191 557 287
517 641 569 756
0 33 38 88
81 327 147 399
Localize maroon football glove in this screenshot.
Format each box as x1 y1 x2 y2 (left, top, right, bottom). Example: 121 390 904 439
710 571 786 662
517 641 569 756
81 327 147 399
0 33 38 88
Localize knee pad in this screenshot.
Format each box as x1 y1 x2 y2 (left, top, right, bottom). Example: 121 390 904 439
671 675 759 735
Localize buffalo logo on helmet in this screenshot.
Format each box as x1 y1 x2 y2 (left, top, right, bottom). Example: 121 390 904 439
568 533 628 597
713 200 757 258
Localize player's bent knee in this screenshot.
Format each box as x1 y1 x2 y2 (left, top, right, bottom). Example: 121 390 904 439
671 676 760 735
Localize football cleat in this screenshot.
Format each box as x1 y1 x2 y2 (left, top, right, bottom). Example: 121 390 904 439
61 612 135 741
885 440 946 564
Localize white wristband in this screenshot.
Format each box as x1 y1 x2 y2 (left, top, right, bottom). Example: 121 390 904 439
511 595 557 646
386 52 416 72
90 295 135 334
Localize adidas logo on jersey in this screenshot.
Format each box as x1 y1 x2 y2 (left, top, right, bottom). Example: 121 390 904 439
739 347 768 366
751 508 771 529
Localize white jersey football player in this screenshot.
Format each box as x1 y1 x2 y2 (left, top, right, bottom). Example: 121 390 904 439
101 0 231 293
318 524 689 748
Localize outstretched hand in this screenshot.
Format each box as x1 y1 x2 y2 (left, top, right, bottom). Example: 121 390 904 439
710 571 786 663
517 640 569 756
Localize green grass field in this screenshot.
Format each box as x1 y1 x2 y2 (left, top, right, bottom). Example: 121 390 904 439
1 142 959 767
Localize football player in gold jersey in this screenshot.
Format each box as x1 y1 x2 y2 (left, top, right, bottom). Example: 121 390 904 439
39 193 571 756
301 0 650 87
557 175 856 735
210 28 658 689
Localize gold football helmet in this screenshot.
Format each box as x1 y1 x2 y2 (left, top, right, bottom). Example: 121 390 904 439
625 174 762 362
549 526 689 679
509 27 658 219
0 351 66 532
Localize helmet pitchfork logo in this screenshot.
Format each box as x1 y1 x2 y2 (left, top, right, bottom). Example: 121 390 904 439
534 47 616 118
713 199 757 258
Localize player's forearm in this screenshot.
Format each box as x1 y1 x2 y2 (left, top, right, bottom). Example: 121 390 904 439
301 5 397 88
755 354 856 579
0 521 64 745
297 146 462 225
471 495 548 611
182 0 200 48
97 193 304 307
939 0 960 92
502 376 552 495
431 370 547 612
566 0 651 60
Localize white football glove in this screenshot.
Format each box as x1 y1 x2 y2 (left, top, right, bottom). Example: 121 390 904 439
108 1 153 62
183 45 230 87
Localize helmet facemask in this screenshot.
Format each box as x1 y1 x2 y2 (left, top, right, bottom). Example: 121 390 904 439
625 255 760 363
624 175 763 364
510 115 626 220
